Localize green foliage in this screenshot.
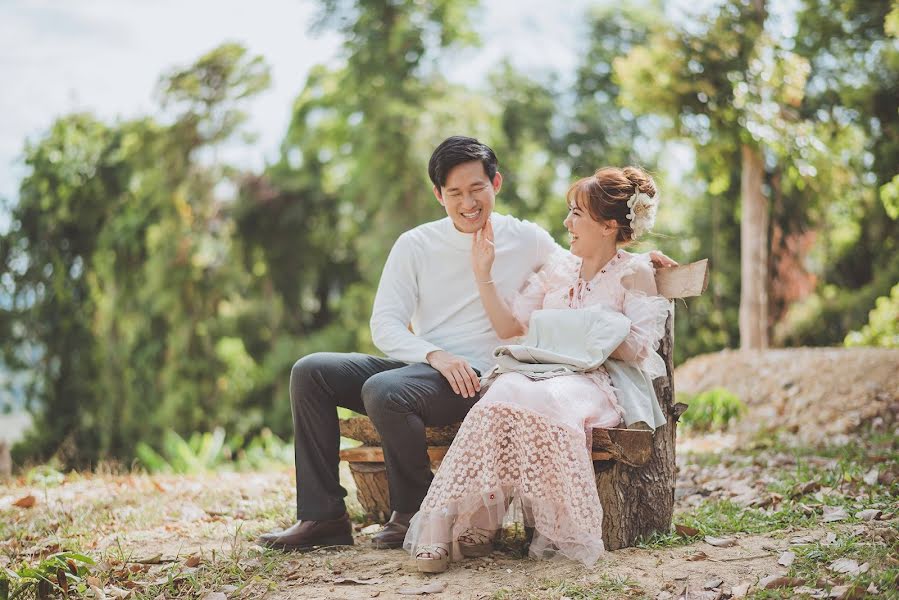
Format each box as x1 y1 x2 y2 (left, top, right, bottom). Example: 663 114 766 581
880 173 899 220
135 428 299 474
678 388 746 433
136 428 228 474
1 43 274 465
844 282 899 348
2 2 896 465
1 552 94 600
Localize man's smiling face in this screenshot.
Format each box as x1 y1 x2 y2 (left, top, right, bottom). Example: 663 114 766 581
435 160 502 234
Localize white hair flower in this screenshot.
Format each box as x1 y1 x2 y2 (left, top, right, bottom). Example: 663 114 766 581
625 190 658 240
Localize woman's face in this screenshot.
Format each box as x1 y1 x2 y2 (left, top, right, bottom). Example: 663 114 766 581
563 195 617 257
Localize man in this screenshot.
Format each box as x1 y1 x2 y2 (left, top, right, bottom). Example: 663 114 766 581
258 136 672 551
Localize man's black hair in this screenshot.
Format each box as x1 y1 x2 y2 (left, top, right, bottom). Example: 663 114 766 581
427 136 498 191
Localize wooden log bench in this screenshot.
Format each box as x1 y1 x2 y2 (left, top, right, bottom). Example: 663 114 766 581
339 259 709 550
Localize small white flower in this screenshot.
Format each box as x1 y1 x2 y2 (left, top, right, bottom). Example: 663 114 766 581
625 191 658 240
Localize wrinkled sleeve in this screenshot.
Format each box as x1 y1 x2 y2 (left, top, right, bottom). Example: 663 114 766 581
370 235 442 363
508 248 569 331
509 269 550 329
612 254 671 379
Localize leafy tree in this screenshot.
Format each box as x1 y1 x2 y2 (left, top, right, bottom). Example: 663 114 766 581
613 0 867 353
0 44 271 464
778 0 899 345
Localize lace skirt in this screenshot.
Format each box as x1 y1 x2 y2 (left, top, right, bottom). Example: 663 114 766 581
403 371 622 567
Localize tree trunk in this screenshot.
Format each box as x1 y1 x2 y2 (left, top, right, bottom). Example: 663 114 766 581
739 143 769 349
596 308 679 550
349 462 391 522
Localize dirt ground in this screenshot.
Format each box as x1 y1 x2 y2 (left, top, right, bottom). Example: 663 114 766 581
266 531 792 600
673 347 899 446
2 347 897 599
2 466 879 600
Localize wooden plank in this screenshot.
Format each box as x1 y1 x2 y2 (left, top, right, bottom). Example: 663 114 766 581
340 446 449 463
655 259 709 299
340 445 614 463
340 417 460 447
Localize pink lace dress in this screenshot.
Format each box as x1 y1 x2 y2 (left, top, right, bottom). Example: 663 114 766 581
403 250 670 567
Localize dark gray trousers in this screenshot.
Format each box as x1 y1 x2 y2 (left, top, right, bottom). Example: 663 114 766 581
290 352 480 521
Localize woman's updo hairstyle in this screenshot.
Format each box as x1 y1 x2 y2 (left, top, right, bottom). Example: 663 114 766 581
566 166 657 243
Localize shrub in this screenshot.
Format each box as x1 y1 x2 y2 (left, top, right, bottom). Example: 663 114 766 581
678 388 746 433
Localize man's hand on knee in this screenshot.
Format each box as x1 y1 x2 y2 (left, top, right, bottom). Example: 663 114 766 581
426 350 481 399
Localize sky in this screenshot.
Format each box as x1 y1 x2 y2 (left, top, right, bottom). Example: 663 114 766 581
0 0 607 203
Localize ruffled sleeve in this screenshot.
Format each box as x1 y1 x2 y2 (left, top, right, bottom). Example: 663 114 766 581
612 253 671 379
508 249 576 331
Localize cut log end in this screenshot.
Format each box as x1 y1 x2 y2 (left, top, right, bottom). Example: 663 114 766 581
348 462 390 523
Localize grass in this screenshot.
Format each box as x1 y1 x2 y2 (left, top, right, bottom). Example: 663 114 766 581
0 469 301 599
2 430 896 599
491 575 645 599
636 429 899 599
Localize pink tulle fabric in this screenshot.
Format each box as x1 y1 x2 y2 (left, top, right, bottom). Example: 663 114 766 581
403 250 669 567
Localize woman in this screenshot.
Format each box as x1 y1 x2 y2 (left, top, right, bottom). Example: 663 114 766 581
403 166 671 571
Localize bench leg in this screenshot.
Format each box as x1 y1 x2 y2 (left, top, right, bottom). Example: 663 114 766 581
595 419 677 550
348 462 391 522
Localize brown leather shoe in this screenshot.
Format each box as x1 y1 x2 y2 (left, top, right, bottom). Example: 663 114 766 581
257 513 354 551
371 511 414 549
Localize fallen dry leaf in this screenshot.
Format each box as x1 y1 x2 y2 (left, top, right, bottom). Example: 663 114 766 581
12 494 36 508
777 551 795 567
792 480 821 497
200 593 226 600
397 581 447 595
704 536 738 548
675 524 700 537
790 534 818 545
107 587 132 599
797 503 817 515
854 509 881 521
760 575 804 589
828 558 869 576
184 555 201 568
686 551 709 561
57 569 69 595
823 532 837 545
877 465 898 485
729 582 752 598
703 578 723 589
862 468 879 486
828 584 866 600
821 506 848 523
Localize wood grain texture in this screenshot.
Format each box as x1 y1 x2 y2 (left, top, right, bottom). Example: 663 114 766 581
596 307 677 549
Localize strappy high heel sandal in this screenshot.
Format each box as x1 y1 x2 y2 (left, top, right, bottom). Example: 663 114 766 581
458 527 496 558
415 543 451 573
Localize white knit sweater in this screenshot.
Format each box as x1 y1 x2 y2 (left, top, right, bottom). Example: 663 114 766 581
370 213 560 373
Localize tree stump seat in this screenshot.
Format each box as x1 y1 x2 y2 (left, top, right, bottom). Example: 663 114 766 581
338 418 654 465
338 260 708 549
